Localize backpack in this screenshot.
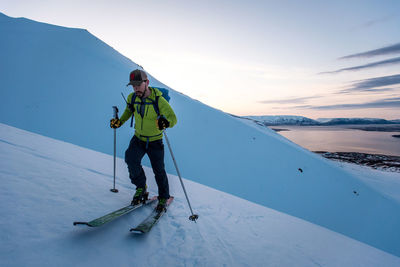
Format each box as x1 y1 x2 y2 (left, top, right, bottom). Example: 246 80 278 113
124 87 170 127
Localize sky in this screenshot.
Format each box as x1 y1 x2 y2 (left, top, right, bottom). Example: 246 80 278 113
1 0 400 119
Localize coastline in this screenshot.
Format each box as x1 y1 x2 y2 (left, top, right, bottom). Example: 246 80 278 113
269 125 400 171
314 151 400 173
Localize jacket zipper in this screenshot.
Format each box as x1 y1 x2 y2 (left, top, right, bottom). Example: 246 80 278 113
141 108 144 130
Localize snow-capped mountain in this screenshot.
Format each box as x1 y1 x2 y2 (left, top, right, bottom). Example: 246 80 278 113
317 118 398 125
244 115 319 125
1 12 400 258
243 115 400 126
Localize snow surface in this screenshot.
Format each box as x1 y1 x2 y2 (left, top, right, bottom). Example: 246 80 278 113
1 12 400 258
1 123 400 267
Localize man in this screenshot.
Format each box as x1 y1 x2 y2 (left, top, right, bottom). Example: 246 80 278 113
110 69 177 212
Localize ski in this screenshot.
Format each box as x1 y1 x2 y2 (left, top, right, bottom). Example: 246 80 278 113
130 196 174 234
73 195 158 227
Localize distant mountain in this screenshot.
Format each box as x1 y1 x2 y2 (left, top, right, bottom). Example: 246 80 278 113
243 115 400 126
244 115 320 126
317 118 398 125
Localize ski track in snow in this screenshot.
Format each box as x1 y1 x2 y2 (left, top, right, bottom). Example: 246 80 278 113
0 138 113 180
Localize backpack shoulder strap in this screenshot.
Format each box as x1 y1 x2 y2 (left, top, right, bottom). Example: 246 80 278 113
147 87 161 117
129 93 136 127
152 95 161 117
128 93 136 112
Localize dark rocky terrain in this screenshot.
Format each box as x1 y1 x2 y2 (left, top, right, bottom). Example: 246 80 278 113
314 151 400 172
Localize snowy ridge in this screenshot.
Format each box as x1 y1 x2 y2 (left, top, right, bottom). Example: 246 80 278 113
318 118 397 125
1 123 399 266
244 115 319 125
1 12 400 257
243 115 400 126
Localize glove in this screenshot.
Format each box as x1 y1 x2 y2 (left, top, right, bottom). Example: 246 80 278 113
157 116 170 130
110 118 121 129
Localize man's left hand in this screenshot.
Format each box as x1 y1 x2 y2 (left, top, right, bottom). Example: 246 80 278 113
157 116 170 130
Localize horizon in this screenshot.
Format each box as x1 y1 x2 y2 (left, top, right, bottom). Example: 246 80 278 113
243 114 400 120
1 1 399 119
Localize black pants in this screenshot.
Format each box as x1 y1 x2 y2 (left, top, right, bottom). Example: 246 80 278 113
125 135 170 199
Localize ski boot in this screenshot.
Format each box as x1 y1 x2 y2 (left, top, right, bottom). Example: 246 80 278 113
131 187 148 205
155 197 167 212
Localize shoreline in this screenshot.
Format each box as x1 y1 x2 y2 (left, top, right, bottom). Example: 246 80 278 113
314 151 400 173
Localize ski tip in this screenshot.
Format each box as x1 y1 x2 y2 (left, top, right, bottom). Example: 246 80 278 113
130 228 145 234
73 222 91 226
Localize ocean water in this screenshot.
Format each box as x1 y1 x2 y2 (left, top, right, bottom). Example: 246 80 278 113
275 125 400 157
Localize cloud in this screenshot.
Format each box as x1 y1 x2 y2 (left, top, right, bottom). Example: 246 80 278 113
347 74 400 92
337 74 400 93
359 14 397 29
339 43 400 59
296 97 400 110
339 87 395 94
320 57 400 74
258 95 321 105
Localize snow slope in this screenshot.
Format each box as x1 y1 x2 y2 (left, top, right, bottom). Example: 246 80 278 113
1 12 400 256
1 123 400 267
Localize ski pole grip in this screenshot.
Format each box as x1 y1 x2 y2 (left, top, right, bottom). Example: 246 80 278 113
112 106 119 119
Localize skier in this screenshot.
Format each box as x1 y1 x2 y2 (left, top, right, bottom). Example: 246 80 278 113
110 69 177 212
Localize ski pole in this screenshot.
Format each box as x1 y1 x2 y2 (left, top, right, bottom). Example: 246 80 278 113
110 106 119 193
163 130 199 222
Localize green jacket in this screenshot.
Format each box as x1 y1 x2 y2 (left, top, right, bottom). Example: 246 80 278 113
119 87 177 142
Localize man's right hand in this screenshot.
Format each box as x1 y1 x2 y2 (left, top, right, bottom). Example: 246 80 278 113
110 118 122 128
